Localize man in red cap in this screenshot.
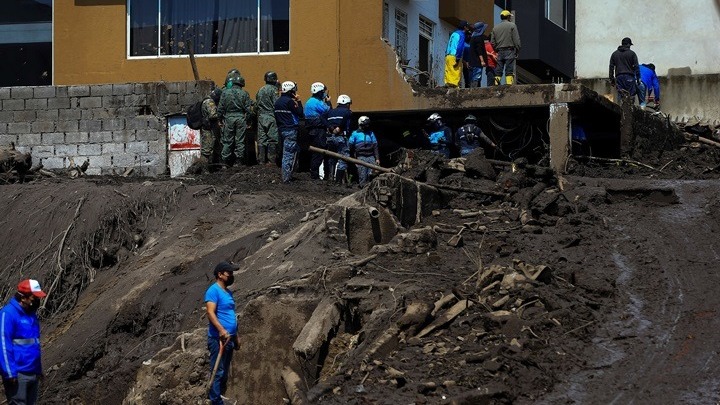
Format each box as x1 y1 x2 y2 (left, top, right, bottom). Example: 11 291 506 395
1 279 46 405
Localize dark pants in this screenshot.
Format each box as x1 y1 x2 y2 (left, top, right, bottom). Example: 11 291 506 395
208 337 234 405
615 74 638 102
308 127 327 179
494 48 517 85
3 373 39 405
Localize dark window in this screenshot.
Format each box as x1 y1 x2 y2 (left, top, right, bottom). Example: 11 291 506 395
0 0 52 86
128 0 289 57
545 0 567 30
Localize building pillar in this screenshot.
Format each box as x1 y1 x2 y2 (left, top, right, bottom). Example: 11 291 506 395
548 102 570 174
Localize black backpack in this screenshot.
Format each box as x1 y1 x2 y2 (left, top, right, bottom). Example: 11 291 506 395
186 100 204 130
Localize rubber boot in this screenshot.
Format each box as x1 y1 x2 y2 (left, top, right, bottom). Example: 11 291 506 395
258 145 267 164
267 143 277 166
506 74 514 85
335 169 346 184
494 76 501 86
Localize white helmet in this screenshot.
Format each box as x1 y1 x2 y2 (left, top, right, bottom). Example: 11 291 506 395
310 82 326 95
428 113 442 122
281 81 297 94
358 116 370 126
337 94 352 105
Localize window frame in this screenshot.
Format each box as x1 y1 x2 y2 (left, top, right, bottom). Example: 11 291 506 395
394 7 408 62
382 2 389 40
544 0 567 30
126 0 290 59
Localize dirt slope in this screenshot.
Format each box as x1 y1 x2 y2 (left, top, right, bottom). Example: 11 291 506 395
2 126 720 404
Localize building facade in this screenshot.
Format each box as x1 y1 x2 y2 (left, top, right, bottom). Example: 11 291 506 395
1 0 52 87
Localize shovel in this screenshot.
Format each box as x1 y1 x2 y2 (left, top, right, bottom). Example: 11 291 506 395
207 338 226 392
447 227 465 247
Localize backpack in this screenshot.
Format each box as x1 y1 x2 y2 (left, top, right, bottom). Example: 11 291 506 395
186 100 204 130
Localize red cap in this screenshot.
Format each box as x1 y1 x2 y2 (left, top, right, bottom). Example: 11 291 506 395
17 279 47 298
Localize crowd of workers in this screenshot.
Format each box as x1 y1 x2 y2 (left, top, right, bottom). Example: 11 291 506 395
444 9 521 88
198 68 501 186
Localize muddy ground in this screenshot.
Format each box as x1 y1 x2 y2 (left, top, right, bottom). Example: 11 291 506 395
2 111 720 404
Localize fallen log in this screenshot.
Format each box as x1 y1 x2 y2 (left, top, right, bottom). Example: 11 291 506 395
0 145 32 182
280 367 308 405
307 145 509 198
292 298 341 359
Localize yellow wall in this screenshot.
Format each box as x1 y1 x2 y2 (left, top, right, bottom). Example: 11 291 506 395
54 0 420 112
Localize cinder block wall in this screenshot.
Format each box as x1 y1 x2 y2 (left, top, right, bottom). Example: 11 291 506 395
0 81 212 176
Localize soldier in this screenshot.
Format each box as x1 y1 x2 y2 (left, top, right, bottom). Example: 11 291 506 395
201 87 223 165
255 71 280 165
218 73 255 166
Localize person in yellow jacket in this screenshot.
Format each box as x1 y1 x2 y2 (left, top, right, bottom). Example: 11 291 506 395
444 21 472 87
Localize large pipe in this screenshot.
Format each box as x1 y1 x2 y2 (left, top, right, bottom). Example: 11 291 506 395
368 207 380 218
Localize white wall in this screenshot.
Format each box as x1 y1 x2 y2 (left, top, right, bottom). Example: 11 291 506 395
575 0 720 78
384 0 454 85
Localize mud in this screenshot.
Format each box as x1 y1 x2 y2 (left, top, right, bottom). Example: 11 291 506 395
1 116 720 404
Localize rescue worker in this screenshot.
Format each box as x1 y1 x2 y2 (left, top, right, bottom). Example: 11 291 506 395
255 71 280 165
609 37 641 103
201 86 223 165
274 81 304 183
425 113 455 158
304 82 332 180
491 10 521 85
468 22 489 88
218 73 254 166
1 279 47 405
205 262 240 405
455 114 499 156
348 116 380 186
326 94 353 182
637 63 660 109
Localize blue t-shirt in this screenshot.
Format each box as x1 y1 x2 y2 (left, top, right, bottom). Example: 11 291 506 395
204 283 237 337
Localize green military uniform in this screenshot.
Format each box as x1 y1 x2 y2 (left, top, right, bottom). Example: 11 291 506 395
218 85 254 165
200 97 221 163
255 83 280 164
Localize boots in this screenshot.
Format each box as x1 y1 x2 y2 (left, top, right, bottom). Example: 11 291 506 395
335 169 346 184
506 74 514 85
267 143 277 166
258 145 267 164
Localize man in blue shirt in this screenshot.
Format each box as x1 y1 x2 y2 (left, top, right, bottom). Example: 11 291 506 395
305 82 332 180
1 279 46 405
205 262 240 405
637 63 660 109
326 94 353 183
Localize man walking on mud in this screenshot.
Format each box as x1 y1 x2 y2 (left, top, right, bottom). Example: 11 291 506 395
205 262 240 405
1 279 47 405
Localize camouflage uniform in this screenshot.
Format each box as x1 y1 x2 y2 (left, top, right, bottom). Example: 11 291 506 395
200 97 221 163
218 85 254 165
255 84 280 164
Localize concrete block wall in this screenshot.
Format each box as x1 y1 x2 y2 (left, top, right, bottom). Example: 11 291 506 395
0 81 212 176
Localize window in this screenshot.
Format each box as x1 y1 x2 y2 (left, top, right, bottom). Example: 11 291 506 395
419 16 433 40
545 0 567 30
0 0 52 86
382 2 389 40
128 0 289 57
394 8 408 62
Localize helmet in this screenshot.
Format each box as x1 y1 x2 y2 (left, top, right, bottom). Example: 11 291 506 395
210 88 223 103
264 71 278 83
235 76 246 87
281 81 297 94
464 114 477 122
500 10 513 18
358 116 370 126
337 94 352 105
427 113 442 122
310 82 326 95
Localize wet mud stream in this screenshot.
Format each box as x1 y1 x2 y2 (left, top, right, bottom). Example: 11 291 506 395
538 180 720 404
